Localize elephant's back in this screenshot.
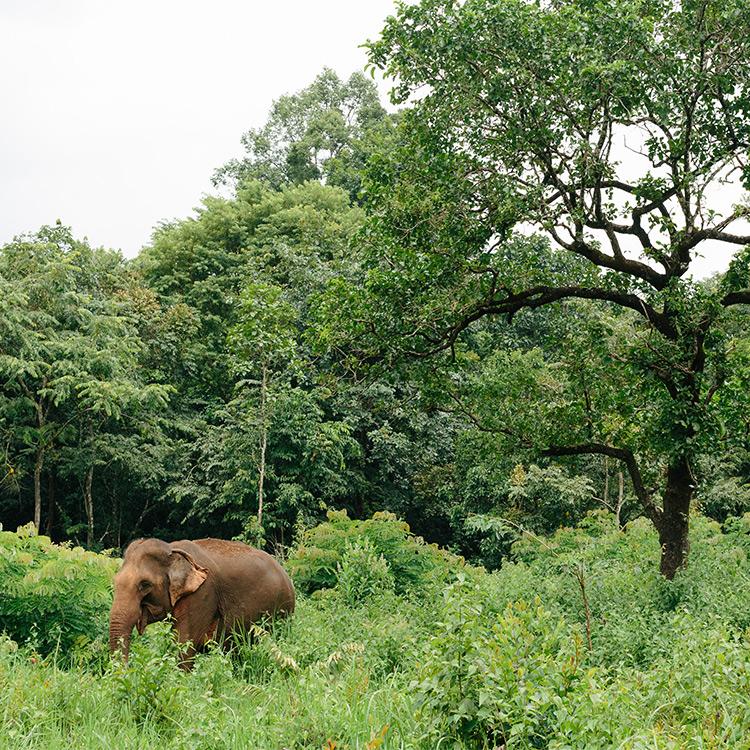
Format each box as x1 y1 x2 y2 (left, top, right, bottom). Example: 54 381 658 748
194 538 283 570
194 538 295 617
194 537 264 558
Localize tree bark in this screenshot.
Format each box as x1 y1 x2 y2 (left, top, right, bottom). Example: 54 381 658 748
45 471 55 538
33 445 44 532
603 456 610 511
84 465 94 548
22 381 48 533
257 364 268 528
657 456 693 579
544 442 695 577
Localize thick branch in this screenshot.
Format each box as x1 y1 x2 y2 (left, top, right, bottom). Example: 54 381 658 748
549 228 668 289
424 284 676 357
543 442 660 524
687 229 750 248
722 289 750 307
679 208 750 255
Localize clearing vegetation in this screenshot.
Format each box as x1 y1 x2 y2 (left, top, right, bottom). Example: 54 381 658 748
4 512 750 748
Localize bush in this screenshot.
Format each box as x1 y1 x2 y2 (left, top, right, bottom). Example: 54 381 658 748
489 511 750 670
336 537 395 606
286 508 460 594
109 621 187 727
107 621 238 749
699 476 750 522
414 574 584 748
0 524 118 657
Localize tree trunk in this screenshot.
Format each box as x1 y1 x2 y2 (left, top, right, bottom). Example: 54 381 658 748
33 445 44 532
116 490 122 550
45 471 55 537
658 456 693 579
26 386 47 533
603 456 609 510
616 470 624 530
257 364 268 528
84 465 94 548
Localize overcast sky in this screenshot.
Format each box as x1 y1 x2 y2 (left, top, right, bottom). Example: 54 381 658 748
1 1 746 277
0 0 397 258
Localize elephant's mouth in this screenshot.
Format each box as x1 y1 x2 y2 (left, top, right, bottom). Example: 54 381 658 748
137 602 166 634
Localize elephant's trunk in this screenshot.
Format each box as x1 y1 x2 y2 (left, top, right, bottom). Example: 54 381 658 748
109 601 139 661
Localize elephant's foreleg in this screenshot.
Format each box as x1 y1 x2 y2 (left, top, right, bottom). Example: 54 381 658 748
177 643 197 671
173 617 218 671
172 591 220 654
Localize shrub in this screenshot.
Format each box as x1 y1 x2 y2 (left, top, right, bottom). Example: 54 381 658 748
109 621 186 727
0 524 118 657
336 537 395 606
699 476 750 522
286 508 459 594
108 621 237 748
414 574 584 748
550 613 750 748
5 511 750 747
491 511 750 671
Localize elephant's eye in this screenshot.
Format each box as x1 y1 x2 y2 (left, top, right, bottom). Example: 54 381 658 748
138 580 152 591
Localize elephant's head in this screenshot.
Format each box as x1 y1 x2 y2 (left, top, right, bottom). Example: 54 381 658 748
109 538 207 660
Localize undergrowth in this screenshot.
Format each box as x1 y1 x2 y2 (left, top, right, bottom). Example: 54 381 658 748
3 510 750 748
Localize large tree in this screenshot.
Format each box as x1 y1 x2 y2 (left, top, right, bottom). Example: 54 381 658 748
0 227 169 542
213 68 389 201
336 0 750 577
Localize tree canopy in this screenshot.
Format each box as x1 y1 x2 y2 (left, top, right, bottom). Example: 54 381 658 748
2 36 750 581
316 0 750 577
213 68 390 202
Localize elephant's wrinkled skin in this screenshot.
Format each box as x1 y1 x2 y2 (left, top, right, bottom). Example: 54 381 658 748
109 537 295 662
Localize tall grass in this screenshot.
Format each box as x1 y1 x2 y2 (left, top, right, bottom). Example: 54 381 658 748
3 511 750 748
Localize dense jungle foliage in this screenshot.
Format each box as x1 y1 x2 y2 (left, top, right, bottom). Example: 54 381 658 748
5 512 750 748
3 0 750 745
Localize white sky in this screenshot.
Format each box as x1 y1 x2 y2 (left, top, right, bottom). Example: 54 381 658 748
0 1 746 277
0 0 397 258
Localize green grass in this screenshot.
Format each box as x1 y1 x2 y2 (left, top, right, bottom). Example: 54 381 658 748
0 598 421 750
4 512 750 748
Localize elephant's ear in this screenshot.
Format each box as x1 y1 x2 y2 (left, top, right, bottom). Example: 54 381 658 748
168 549 208 606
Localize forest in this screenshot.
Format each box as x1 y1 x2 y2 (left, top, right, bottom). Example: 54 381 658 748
3 0 750 747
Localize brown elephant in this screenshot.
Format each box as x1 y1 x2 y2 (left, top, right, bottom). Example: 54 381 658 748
109 537 295 663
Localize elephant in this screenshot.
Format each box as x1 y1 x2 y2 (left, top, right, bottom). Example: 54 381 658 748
109 537 295 663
